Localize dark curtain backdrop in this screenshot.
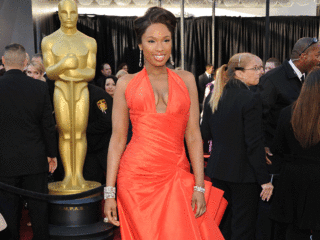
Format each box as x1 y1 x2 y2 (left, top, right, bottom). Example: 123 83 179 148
34 13 320 81
33 13 57 55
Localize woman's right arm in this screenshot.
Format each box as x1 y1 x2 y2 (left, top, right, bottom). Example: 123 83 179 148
104 74 131 226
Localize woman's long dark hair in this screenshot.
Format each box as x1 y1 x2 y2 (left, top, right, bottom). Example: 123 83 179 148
98 75 118 91
291 67 320 148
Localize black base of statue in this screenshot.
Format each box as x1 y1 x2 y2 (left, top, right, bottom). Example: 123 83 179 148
49 195 113 240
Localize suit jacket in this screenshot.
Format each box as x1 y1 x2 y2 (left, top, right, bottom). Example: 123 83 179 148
198 72 212 107
44 73 55 107
0 70 57 177
87 84 113 152
86 84 113 168
201 79 269 185
258 59 302 147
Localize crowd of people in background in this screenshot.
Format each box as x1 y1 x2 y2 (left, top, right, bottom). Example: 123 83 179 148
199 37 320 240
0 23 320 239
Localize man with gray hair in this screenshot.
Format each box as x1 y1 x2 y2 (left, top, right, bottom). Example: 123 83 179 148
0 43 57 240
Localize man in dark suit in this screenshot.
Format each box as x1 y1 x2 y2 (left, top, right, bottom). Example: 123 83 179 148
0 43 57 240
260 37 320 158
198 64 213 110
257 37 320 240
96 62 113 86
82 83 113 184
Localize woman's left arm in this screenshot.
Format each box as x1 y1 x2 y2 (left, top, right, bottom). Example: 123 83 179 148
177 70 206 218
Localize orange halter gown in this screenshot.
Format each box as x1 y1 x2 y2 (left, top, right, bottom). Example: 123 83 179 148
117 68 227 240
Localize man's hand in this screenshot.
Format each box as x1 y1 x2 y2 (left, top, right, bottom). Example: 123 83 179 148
265 147 273 165
48 157 57 173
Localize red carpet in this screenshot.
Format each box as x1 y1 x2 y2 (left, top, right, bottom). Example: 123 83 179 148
113 227 121 240
20 207 33 240
19 166 211 240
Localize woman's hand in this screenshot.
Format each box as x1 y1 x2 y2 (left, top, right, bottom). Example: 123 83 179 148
260 182 274 202
104 198 120 226
191 191 206 218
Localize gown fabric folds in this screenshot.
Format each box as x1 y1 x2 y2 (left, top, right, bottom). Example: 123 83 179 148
117 68 227 240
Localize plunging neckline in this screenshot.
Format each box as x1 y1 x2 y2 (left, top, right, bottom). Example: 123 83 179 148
145 68 171 114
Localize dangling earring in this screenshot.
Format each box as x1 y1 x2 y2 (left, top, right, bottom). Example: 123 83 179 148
170 54 174 66
139 49 143 67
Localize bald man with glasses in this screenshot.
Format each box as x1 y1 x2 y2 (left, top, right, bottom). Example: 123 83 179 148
257 37 320 240
259 37 320 169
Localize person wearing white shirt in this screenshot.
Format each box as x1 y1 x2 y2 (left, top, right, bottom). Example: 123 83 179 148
198 64 214 110
257 37 320 240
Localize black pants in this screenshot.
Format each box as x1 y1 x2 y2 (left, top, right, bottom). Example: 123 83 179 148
286 224 319 240
0 228 12 239
83 150 107 184
0 173 49 240
256 174 287 240
211 178 260 240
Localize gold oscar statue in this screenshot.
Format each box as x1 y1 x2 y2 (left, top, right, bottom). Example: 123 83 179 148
42 0 100 194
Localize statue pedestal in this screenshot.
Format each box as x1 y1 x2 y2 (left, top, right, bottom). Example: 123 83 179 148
48 195 113 239
48 180 101 195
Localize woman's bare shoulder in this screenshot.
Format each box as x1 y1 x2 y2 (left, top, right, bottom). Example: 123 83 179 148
116 73 138 91
172 69 196 88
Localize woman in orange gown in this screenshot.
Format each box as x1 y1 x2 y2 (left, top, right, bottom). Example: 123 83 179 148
104 7 227 240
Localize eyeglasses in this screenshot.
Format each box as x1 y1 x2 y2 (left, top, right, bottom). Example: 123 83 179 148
300 38 318 55
235 66 263 71
245 66 263 71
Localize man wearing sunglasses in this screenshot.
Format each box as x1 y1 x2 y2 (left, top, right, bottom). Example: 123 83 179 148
257 37 320 240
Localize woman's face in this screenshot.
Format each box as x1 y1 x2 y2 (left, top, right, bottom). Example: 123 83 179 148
105 78 116 97
139 23 172 67
122 65 128 72
27 65 43 80
240 57 264 86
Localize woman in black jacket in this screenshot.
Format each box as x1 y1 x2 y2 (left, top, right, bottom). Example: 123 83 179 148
269 68 320 240
201 53 273 240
